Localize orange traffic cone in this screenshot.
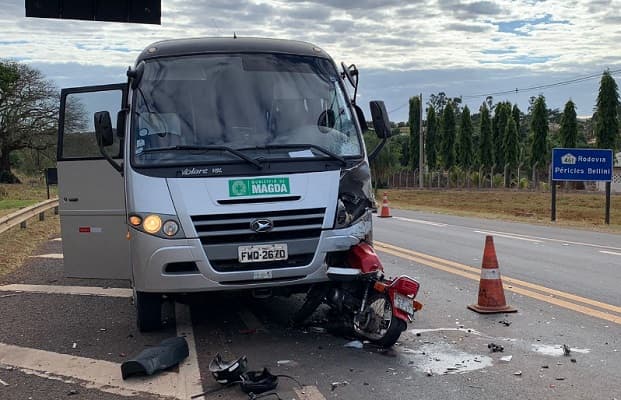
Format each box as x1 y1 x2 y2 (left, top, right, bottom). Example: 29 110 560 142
468 236 517 314
378 192 392 218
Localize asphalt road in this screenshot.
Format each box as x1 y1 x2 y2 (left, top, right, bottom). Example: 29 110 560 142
1 212 620 399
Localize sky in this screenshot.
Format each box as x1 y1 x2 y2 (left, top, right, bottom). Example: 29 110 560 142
1 0 621 122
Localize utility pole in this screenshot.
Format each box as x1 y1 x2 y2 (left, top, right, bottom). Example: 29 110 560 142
418 93 424 188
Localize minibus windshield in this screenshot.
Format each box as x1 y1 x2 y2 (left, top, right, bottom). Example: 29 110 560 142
132 53 362 167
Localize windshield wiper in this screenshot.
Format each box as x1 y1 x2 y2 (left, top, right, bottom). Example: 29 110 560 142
238 144 347 166
139 145 262 169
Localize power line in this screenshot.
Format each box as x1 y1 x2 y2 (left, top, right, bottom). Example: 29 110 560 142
462 68 621 99
388 68 621 114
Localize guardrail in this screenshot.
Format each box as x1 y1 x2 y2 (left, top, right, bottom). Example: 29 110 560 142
0 198 59 235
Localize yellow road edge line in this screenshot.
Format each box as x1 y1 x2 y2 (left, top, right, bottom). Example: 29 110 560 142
376 245 621 325
376 241 621 315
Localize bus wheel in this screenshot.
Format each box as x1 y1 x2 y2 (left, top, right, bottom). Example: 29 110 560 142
136 291 162 332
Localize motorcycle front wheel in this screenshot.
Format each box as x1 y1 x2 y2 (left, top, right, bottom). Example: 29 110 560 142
355 293 406 348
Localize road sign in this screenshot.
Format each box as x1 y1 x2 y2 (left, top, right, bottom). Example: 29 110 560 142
551 148 613 182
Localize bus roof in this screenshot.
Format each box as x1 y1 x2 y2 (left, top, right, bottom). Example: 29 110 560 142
137 37 331 62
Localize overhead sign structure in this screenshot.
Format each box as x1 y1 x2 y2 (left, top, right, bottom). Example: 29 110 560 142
25 0 161 25
552 148 613 182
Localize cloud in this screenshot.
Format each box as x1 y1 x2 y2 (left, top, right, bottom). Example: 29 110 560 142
1 0 620 121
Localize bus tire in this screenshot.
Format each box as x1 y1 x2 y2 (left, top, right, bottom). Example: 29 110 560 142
136 291 162 332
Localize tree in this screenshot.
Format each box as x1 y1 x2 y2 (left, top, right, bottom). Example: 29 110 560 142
479 104 493 168
457 105 473 169
492 102 510 167
408 96 421 171
512 104 522 141
0 61 60 182
529 95 549 171
595 70 620 151
559 100 578 148
440 101 456 169
503 118 519 187
364 131 400 187
428 92 448 115
425 105 438 169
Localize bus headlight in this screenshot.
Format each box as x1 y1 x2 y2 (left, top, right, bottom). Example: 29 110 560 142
143 215 162 234
128 213 184 239
162 220 179 236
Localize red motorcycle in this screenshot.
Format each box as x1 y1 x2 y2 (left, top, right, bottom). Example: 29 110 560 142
292 242 422 347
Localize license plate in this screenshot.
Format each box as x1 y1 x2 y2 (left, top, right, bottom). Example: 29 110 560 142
238 244 288 263
394 293 415 315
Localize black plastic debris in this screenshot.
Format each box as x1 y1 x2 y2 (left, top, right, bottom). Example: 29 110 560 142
488 343 504 353
498 320 512 327
121 337 189 380
240 368 279 394
562 344 571 356
209 353 248 384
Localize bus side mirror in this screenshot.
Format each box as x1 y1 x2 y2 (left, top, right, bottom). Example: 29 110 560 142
370 101 392 139
94 111 114 147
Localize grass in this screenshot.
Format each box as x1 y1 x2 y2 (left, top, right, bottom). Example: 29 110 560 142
0 213 60 278
0 177 60 278
383 189 621 232
0 178 57 217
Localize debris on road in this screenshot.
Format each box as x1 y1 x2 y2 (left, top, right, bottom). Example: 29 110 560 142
0 378 9 386
488 343 504 353
498 320 512 327
570 358 577 363
71 342 77 349
240 368 279 394
309 326 327 334
562 344 571 356
513 371 522 376
121 337 189 380
67 389 79 396
331 381 349 391
425 368 433 376
344 340 364 349
500 355 513 363
555 377 566 381
276 360 299 368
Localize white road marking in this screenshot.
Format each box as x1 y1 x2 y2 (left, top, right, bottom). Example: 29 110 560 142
295 385 328 400
393 216 448 227
474 230 542 243
473 228 621 251
0 342 182 398
175 303 205 400
600 250 621 256
0 284 132 298
28 253 64 259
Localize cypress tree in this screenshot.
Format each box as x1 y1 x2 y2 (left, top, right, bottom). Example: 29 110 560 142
458 105 474 168
479 104 493 168
595 70 620 151
493 102 510 167
408 96 421 170
512 104 522 141
440 102 456 169
426 106 438 169
559 100 578 148
529 95 549 170
504 118 519 169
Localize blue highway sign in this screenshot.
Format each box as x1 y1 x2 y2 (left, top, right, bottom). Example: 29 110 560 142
552 148 613 182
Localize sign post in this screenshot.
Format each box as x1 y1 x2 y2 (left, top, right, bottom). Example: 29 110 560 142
551 148 613 224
